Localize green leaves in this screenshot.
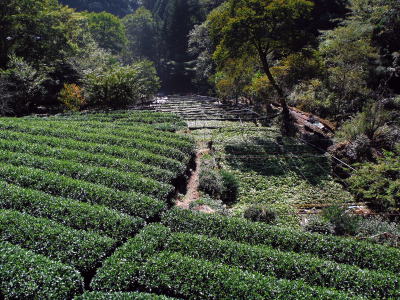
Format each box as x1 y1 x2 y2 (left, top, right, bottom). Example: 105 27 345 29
0 210 116 273
162 209 400 273
0 181 144 240
93 225 356 299
85 12 127 55
348 151 400 211
75 292 177 300
0 242 83 300
165 231 400 298
85 61 160 108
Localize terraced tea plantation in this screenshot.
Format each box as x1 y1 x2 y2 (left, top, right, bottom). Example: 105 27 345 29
1 110 400 299
0 111 194 299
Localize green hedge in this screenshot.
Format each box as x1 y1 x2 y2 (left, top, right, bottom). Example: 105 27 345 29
0 150 173 199
0 242 83 300
91 225 171 292
0 130 185 175
74 292 177 300
0 181 144 240
49 111 184 124
136 252 355 300
0 163 165 219
91 225 355 299
0 209 116 273
161 209 400 273
0 138 175 183
0 120 188 162
166 232 400 298
23 119 194 154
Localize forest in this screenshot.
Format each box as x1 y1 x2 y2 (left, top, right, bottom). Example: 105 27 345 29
1 0 400 298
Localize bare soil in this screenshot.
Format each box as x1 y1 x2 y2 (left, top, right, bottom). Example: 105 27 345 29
176 148 213 213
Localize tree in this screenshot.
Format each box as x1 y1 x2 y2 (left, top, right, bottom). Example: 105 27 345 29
59 0 139 17
319 21 378 116
209 0 314 135
188 21 214 92
85 12 127 55
85 60 160 108
0 0 76 68
123 7 159 62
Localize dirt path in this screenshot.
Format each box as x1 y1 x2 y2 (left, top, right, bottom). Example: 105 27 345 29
176 148 209 209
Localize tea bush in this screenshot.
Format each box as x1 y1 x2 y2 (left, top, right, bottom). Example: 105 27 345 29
0 163 165 219
0 242 83 300
0 181 144 240
162 209 400 273
0 209 116 273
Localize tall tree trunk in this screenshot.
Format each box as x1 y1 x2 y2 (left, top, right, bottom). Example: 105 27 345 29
258 51 295 136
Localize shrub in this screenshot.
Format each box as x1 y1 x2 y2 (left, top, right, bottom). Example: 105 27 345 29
0 181 144 240
0 163 165 219
75 292 176 300
220 170 239 203
304 215 335 235
199 169 223 197
0 120 188 163
85 60 160 108
91 224 171 291
93 224 400 298
58 83 86 112
0 129 184 175
32 119 194 155
348 151 400 211
243 205 278 224
322 205 360 236
336 102 389 142
165 231 400 299
0 242 83 300
0 55 47 115
161 209 400 273
0 138 175 183
136 252 353 299
0 209 116 273
357 216 400 248
0 149 173 200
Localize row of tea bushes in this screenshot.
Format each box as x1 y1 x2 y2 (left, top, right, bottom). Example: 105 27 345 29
22 119 194 154
75 292 177 300
165 232 400 298
50 111 185 125
0 210 116 273
0 131 185 175
0 138 175 183
0 150 173 199
135 252 355 300
0 181 144 240
161 209 400 273
0 120 189 163
91 225 356 299
0 242 83 300
0 164 165 219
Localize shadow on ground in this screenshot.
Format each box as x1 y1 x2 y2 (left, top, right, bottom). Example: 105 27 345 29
224 136 331 185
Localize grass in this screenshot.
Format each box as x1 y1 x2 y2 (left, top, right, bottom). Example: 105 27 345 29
194 122 353 227
1 110 397 300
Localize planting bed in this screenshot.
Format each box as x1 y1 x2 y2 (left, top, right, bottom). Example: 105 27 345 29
0 111 194 299
197 123 354 226
1 108 399 299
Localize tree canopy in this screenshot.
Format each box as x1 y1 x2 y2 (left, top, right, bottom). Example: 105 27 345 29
209 0 314 133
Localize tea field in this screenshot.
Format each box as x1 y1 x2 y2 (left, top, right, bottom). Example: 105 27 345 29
191 122 354 227
1 110 399 299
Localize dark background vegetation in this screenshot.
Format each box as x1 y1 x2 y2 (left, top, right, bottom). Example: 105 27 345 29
1 0 400 213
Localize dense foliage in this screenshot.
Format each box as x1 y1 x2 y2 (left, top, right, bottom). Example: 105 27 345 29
0 112 196 298
348 151 400 211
